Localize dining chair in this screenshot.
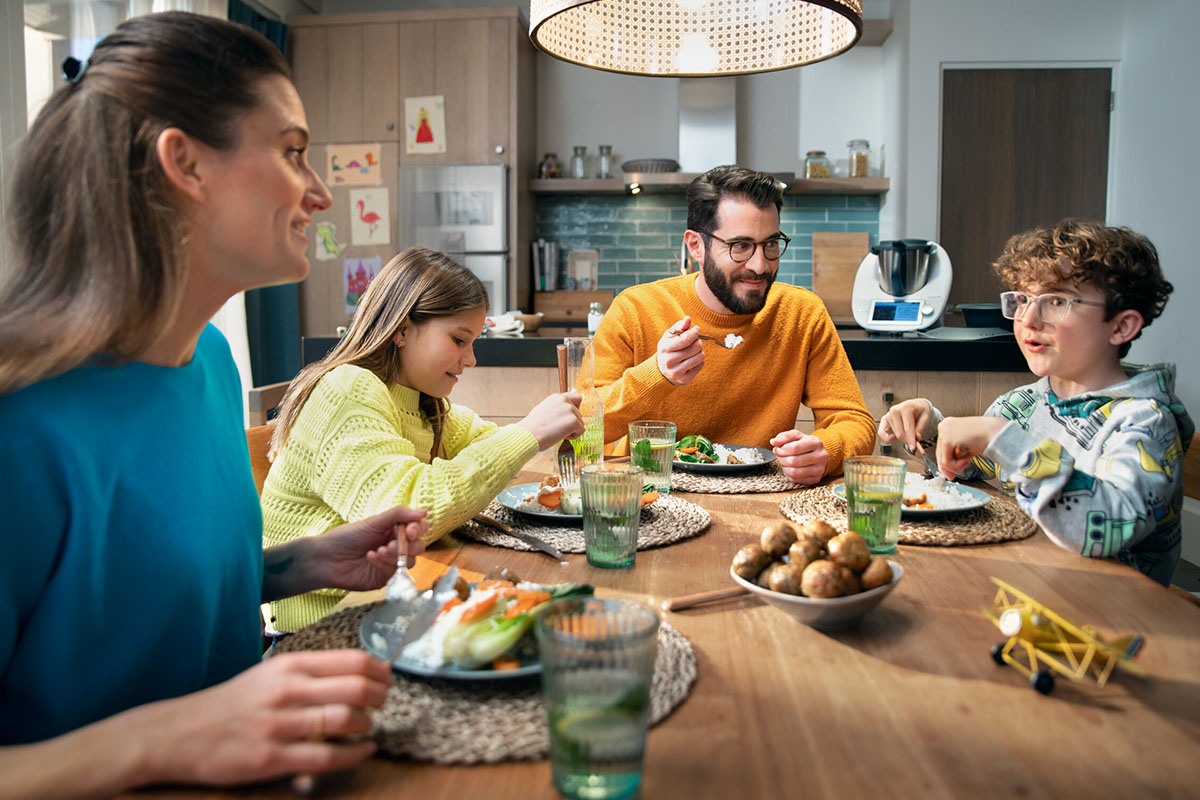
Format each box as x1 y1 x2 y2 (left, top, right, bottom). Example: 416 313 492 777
245 423 274 495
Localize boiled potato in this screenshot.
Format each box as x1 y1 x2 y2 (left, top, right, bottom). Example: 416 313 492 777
758 561 787 590
787 538 824 572
767 561 806 596
760 521 799 559
800 560 846 599
827 531 870 572
732 543 773 581
839 566 862 595
799 518 838 545
860 557 894 591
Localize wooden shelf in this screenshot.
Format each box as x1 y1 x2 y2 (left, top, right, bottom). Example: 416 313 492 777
788 177 890 195
530 176 889 195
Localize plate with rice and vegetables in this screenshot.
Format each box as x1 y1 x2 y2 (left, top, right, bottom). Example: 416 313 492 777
496 474 661 523
361 576 595 680
672 434 776 475
831 472 991 517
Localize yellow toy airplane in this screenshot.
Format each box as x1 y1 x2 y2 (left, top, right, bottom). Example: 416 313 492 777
986 578 1147 694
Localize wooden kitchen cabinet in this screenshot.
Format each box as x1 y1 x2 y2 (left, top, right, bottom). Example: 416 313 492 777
290 22 400 143
287 7 537 336
289 8 528 163
397 17 512 166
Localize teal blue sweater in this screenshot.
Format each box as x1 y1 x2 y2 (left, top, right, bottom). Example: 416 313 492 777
0 325 263 743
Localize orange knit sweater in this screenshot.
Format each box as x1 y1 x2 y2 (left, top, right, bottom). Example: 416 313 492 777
592 274 876 477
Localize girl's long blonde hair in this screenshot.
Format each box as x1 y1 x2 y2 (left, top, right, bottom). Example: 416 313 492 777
269 247 488 458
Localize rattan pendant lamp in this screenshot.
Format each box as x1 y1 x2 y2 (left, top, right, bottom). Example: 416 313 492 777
529 0 863 77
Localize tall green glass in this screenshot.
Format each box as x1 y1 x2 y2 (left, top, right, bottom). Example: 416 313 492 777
536 598 660 800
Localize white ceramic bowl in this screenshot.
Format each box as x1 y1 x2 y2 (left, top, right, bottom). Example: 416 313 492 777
730 561 904 631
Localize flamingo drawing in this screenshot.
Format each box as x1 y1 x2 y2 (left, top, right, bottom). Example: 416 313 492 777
357 199 381 238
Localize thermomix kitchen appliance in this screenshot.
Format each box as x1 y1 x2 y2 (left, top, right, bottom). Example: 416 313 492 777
851 239 952 332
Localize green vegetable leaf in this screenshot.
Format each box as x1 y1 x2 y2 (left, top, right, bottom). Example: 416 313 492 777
631 437 660 472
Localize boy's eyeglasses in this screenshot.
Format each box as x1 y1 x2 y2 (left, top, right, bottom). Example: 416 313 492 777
1000 291 1107 323
696 230 790 262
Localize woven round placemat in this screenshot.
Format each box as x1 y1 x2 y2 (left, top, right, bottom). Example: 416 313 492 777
778 485 1038 546
670 461 802 494
455 494 711 554
274 601 697 764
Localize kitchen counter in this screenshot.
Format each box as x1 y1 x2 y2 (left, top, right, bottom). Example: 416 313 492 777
304 328 1028 372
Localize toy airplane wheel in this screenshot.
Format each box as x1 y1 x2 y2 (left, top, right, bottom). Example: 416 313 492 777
1031 669 1055 695
990 642 1007 665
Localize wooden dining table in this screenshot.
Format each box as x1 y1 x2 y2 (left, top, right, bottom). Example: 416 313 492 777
127 455 1200 799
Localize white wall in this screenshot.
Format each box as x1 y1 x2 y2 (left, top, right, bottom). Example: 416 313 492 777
896 0 1126 240
1108 0 1200 413
536 60 680 171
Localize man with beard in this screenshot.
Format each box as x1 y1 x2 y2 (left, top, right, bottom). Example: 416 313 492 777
592 165 875 483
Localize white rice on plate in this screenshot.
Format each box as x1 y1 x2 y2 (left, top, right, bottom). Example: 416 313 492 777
903 472 976 509
713 444 765 465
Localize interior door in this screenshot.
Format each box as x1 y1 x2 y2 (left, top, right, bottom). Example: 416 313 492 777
939 68 1112 308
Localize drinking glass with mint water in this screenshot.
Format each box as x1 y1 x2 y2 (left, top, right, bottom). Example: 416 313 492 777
536 597 659 800
628 420 676 494
580 463 643 568
844 456 907 554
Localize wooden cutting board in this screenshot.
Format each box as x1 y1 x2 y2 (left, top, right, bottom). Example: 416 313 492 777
812 232 869 324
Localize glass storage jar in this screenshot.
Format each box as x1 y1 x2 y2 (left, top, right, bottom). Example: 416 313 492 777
596 145 614 179
538 153 562 179
570 145 588 179
804 150 831 179
848 139 871 178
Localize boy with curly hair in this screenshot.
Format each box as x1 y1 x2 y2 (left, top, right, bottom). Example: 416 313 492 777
879 220 1193 585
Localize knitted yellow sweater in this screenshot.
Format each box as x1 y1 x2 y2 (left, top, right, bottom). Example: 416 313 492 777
592 274 875 477
261 364 538 631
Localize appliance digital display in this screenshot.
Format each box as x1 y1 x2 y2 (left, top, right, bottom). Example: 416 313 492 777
871 301 920 322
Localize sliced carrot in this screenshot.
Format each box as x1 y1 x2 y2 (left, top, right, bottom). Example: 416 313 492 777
678 446 698 454
502 590 553 619
437 597 462 616
458 593 498 624
641 491 659 507
492 656 521 671
538 489 563 509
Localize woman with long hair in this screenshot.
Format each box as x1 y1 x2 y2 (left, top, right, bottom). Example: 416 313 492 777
0 12 428 795
261 246 583 632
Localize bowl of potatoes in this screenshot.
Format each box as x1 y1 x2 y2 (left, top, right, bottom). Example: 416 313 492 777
729 518 904 630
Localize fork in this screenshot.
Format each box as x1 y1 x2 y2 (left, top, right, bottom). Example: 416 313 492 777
555 344 577 487
383 523 418 602
667 328 740 349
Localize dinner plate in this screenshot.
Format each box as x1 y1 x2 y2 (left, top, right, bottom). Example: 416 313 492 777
830 481 991 516
495 483 583 523
672 445 777 475
359 596 542 681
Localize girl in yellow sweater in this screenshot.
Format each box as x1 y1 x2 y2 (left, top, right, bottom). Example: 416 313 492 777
262 247 583 631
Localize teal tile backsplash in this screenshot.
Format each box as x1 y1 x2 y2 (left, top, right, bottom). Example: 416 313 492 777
535 194 880 294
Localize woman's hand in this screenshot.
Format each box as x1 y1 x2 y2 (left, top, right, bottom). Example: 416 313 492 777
263 506 428 601
318 506 429 591
877 398 934 451
0 651 392 799
518 390 585 451
139 650 392 787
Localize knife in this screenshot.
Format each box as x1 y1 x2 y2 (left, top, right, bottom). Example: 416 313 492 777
390 565 459 663
474 513 564 560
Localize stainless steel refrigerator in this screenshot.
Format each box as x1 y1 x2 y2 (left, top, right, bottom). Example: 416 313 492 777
397 164 508 315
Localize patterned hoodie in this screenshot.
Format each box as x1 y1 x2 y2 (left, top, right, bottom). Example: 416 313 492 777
922 363 1193 585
